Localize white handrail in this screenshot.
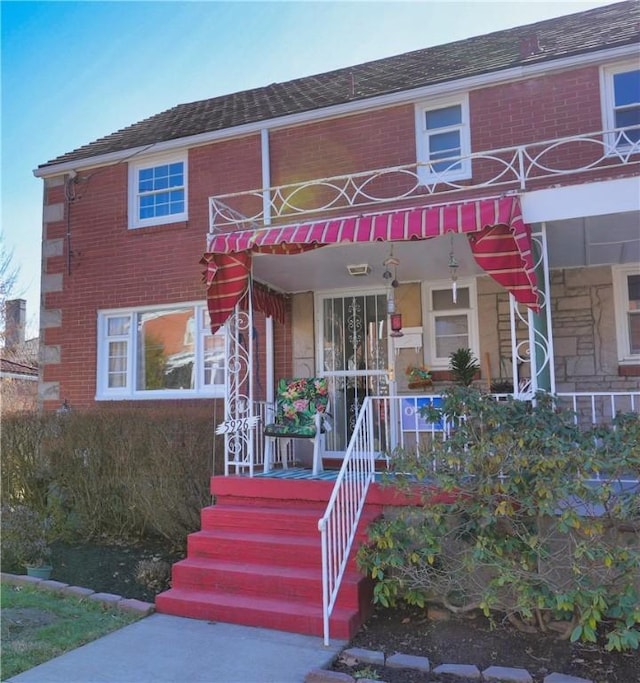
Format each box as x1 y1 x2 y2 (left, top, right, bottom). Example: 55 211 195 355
318 397 377 646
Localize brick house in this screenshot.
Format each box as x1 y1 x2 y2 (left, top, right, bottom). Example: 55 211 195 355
34 1 639 640
1 299 38 413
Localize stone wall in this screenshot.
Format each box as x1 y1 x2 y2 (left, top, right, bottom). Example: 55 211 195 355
479 266 639 393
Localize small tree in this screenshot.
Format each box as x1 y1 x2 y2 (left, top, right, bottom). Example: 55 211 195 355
448 347 480 386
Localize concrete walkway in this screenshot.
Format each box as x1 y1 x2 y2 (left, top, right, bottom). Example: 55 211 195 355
7 613 346 683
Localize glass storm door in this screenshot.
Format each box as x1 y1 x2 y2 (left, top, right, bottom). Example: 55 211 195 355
318 292 390 456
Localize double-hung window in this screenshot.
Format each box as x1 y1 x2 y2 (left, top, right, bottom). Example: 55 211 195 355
613 265 640 363
97 303 225 399
128 153 188 228
423 279 479 369
415 95 470 184
601 63 640 151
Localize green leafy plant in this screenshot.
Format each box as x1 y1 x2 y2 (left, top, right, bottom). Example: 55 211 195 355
406 364 431 382
448 347 479 386
353 666 381 680
358 388 640 650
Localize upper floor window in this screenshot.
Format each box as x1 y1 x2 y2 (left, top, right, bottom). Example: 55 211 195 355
128 153 188 229
96 303 224 400
601 63 640 151
422 279 479 369
613 265 640 363
415 95 470 184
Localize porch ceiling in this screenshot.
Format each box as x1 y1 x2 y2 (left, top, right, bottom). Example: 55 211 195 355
545 211 640 269
252 233 482 293
252 212 640 293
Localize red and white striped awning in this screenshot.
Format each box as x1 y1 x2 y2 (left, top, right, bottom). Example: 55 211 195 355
202 196 539 333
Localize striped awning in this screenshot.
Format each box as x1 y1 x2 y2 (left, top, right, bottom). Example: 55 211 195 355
203 195 539 332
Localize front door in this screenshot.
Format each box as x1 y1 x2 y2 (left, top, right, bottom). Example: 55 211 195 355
317 290 390 456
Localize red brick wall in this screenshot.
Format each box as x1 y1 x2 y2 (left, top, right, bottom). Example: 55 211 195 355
42 63 628 410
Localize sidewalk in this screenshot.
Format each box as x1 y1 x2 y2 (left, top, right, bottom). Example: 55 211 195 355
7 613 346 683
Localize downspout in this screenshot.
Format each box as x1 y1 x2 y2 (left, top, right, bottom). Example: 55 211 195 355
261 128 275 405
261 129 271 227
64 171 78 275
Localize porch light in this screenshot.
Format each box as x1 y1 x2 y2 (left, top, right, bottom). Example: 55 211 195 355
347 263 371 276
390 312 403 337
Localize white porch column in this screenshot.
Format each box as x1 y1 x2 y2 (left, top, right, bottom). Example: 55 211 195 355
509 224 555 396
531 224 555 393
223 295 257 476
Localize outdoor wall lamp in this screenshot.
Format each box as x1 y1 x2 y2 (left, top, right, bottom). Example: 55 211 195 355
390 312 403 337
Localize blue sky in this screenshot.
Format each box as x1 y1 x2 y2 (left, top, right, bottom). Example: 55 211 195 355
1 0 614 337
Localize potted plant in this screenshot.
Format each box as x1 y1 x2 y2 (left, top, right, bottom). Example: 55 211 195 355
449 348 480 386
405 364 432 390
0 505 53 579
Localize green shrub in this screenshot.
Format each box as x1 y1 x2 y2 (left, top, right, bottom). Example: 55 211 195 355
1 405 224 546
358 388 640 651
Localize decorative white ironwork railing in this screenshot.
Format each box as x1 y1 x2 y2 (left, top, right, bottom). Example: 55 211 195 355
317 389 639 643
318 397 377 647
556 391 638 426
209 126 639 234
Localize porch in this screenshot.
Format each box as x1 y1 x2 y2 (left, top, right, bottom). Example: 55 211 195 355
203 124 638 478
157 126 638 645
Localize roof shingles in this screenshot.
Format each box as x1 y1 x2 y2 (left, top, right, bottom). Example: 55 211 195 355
39 1 639 170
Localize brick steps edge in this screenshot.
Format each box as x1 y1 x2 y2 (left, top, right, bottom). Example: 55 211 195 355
0 572 155 617
305 647 595 683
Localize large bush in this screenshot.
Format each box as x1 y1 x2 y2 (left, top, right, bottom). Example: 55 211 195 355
358 388 640 651
1 405 224 546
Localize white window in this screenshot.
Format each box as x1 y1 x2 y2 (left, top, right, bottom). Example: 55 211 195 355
423 279 479 369
601 63 640 152
415 95 471 184
128 153 188 229
96 303 225 400
613 265 640 363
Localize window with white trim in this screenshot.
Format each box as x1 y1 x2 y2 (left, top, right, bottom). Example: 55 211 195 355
613 265 640 363
96 303 224 399
128 153 188 229
601 63 640 151
415 95 471 184
423 279 479 369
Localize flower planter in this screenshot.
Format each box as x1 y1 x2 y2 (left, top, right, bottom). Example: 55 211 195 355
408 380 433 391
26 565 53 580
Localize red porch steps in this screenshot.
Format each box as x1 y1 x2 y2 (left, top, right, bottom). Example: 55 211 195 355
155 475 383 639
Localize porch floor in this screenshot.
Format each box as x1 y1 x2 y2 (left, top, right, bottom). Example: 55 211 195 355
254 467 340 481
252 466 393 482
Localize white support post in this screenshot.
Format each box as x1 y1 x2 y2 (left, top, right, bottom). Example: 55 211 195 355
261 128 271 227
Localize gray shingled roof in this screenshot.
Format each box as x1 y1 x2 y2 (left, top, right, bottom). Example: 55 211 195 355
40 1 639 169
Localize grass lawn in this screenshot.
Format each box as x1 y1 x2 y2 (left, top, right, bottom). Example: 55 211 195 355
1 583 141 680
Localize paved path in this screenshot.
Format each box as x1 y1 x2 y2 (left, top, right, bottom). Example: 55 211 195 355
7 613 345 683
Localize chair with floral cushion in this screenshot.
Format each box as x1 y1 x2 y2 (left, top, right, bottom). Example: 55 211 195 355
263 377 331 476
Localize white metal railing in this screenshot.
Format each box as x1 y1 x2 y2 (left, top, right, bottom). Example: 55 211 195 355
318 397 378 646
209 126 639 234
556 391 639 426
366 391 639 460
316 389 639 643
